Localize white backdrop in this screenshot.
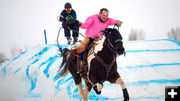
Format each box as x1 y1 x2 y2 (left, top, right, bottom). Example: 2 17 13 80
0 0 180 58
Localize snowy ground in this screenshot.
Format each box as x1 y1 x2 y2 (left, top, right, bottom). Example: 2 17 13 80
0 39 180 101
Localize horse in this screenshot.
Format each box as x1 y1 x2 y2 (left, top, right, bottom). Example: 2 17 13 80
57 28 129 101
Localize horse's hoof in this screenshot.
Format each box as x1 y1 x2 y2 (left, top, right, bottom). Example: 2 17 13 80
123 88 129 101
93 85 101 95
124 99 129 101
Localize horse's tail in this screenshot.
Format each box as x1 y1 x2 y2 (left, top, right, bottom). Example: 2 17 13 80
57 47 70 78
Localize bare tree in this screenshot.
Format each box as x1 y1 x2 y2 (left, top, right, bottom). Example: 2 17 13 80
0 53 6 64
168 27 180 42
128 29 145 41
11 46 19 58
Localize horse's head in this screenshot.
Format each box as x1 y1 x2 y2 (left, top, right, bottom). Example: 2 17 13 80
102 28 125 56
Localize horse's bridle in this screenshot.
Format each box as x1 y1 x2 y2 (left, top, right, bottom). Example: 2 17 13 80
106 31 123 54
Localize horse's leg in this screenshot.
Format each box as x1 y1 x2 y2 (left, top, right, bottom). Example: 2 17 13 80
67 52 87 101
113 77 129 101
69 69 86 100
115 77 129 101
76 82 86 101
84 81 93 100
72 74 86 101
93 82 103 95
90 74 103 95
108 72 129 101
115 77 126 89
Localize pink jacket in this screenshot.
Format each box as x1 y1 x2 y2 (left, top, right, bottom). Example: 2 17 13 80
80 14 118 39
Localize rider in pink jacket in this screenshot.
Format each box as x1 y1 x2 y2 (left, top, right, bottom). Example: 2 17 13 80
75 8 122 74
80 14 118 40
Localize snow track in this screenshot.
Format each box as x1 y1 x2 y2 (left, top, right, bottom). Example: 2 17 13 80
1 39 180 101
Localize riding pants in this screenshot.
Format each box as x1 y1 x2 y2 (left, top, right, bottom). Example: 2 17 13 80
75 37 94 60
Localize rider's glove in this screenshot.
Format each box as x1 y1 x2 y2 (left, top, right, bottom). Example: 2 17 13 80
77 20 82 27
115 20 123 27
66 16 81 27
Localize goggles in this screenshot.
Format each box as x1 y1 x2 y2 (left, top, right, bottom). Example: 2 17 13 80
65 8 72 11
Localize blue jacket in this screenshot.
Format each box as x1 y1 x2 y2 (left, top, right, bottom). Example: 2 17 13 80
59 9 77 22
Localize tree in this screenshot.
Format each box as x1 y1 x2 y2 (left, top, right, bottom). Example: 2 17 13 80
0 53 6 64
168 27 180 42
11 46 19 58
128 29 145 41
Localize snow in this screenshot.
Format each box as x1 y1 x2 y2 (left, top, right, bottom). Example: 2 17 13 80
0 39 180 101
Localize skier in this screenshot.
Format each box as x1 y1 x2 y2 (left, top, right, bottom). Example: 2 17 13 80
59 2 79 44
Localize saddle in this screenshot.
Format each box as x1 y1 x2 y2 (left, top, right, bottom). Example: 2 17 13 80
75 41 96 77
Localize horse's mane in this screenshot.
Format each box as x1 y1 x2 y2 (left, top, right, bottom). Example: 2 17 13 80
92 28 121 53
94 28 115 46
95 28 113 44
95 36 105 44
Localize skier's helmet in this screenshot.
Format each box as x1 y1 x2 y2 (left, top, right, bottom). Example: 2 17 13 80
64 2 72 9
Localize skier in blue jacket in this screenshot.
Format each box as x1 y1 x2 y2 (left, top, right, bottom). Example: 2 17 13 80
59 2 79 44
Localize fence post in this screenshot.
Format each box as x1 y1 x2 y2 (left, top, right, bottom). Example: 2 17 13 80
44 29 47 45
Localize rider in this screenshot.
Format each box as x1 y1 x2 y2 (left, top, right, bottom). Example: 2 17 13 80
59 2 79 44
75 8 122 74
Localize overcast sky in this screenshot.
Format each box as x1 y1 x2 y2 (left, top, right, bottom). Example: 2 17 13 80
0 0 180 58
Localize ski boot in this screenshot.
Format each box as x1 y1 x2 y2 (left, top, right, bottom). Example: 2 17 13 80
66 37 72 44
72 37 78 44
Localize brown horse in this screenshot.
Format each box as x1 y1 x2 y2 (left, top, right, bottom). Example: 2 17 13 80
57 28 129 101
